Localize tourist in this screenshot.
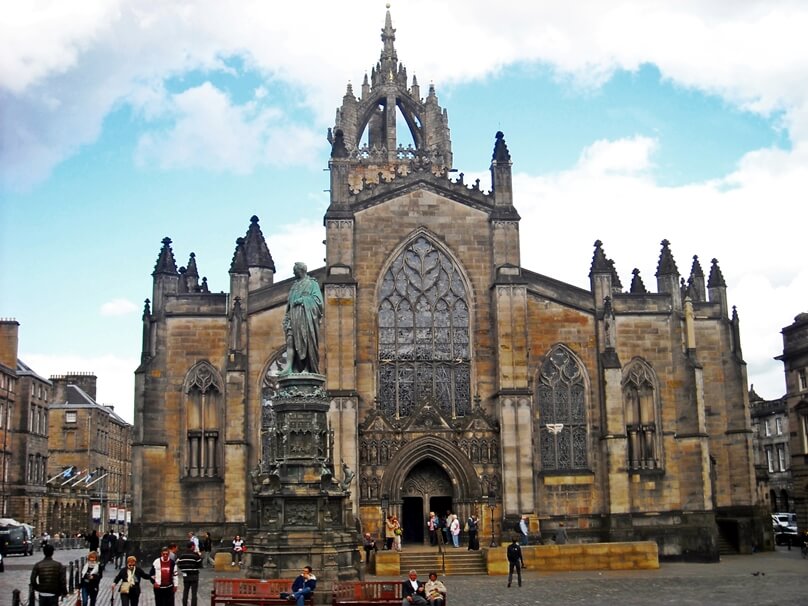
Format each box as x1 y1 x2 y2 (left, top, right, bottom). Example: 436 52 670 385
231 535 246 567
427 512 438 546
449 514 461 548
466 514 479 550
518 515 529 546
176 541 202 606
86 529 100 553
200 531 214 568
555 522 568 545
424 572 447 606
401 569 428 605
393 516 403 552
282 565 316 606
150 546 179 606
112 555 152 606
506 537 524 588
114 533 127 568
362 532 377 568
385 516 396 550
30 543 68 606
80 550 103 606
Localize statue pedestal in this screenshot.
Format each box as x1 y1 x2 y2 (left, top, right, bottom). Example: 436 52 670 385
247 373 359 592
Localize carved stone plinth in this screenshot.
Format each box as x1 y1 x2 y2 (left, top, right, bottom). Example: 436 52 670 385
247 373 359 598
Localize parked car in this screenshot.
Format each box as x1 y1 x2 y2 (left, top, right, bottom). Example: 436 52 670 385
772 512 799 546
0 523 34 556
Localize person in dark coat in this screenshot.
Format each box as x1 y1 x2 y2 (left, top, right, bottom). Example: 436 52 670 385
31 544 68 606
401 569 428 605
113 555 153 606
506 537 524 588
86 529 100 553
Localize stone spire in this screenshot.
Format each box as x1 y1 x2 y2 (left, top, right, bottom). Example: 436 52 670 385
590 240 614 311
630 268 647 294
185 252 200 292
655 239 682 310
490 131 513 207
152 237 178 276
229 237 248 275
243 215 276 290
379 6 398 77
687 255 706 302
707 258 728 315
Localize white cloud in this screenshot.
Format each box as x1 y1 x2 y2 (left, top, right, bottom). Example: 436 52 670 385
576 136 657 175
4 2 808 187
513 135 808 401
100 298 138 317
134 81 320 172
20 352 137 423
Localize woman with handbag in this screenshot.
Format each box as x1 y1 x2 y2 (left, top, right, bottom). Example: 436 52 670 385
112 555 152 606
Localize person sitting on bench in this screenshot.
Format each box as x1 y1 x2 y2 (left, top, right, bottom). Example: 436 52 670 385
401 569 428 606
281 566 316 605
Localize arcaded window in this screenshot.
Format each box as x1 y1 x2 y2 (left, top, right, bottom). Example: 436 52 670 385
184 362 223 478
623 359 662 471
378 236 471 418
537 346 588 471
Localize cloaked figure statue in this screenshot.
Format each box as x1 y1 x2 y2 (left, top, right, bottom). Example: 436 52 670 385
282 262 323 374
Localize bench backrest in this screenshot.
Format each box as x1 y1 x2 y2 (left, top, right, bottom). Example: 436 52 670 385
212 579 293 598
332 582 401 602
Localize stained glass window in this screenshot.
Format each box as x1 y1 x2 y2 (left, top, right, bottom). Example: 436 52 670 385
378 236 470 417
537 346 588 471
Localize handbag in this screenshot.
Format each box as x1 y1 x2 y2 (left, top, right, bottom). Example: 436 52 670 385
119 582 130 594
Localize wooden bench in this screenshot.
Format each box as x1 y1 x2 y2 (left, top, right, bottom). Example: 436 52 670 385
211 578 314 606
331 581 446 606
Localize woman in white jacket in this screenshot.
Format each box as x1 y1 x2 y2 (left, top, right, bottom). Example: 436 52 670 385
449 515 461 548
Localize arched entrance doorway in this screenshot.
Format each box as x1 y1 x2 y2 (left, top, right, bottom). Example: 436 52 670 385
400 459 452 545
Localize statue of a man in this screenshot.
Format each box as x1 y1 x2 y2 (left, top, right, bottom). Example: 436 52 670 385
282 262 323 374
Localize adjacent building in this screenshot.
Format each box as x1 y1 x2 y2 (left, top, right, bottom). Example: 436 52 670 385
779 313 808 531
749 387 793 514
131 9 765 560
48 373 133 534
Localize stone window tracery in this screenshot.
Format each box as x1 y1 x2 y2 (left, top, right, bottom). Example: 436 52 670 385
623 360 662 471
378 236 471 418
184 362 223 478
537 346 589 471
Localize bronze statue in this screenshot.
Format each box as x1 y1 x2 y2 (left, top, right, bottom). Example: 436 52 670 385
282 262 323 374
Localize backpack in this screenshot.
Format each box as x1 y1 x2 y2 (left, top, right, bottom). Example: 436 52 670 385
507 543 521 562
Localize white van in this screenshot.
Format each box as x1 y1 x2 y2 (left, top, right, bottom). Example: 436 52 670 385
772 512 798 545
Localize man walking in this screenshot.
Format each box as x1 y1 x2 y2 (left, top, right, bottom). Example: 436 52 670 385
30 543 68 605
176 541 202 606
506 537 524 588
150 546 179 606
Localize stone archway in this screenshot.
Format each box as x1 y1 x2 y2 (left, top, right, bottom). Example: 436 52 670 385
400 459 452 544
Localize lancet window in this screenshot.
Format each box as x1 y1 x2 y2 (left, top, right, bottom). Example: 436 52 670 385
537 346 589 471
378 236 471 418
623 359 662 471
184 362 222 478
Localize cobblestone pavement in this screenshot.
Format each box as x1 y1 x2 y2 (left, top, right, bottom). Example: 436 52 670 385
2 546 806 605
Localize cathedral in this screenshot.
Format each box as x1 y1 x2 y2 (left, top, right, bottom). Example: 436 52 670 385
130 9 766 561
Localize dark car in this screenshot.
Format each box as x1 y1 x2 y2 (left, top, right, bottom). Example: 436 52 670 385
0 524 34 556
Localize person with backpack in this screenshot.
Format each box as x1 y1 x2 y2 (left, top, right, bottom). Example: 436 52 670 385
506 537 524 588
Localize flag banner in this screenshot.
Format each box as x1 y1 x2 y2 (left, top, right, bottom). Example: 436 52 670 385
126 510 131 524
92 503 101 522
109 506 118 524
117 508 126 523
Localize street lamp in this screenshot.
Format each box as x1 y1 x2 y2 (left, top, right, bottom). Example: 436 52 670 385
487 490 497 547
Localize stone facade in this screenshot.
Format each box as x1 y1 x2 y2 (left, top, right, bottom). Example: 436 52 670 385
778 313 808 534
131 9 764 561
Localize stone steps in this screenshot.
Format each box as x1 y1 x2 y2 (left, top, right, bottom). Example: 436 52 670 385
398 549 488 575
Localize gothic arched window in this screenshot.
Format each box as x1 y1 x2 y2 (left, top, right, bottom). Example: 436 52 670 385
184 362 223 478
537 346 588 471
378 236 471 418
622 359 662 471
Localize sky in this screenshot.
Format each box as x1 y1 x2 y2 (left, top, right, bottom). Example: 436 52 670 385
2 1 807 424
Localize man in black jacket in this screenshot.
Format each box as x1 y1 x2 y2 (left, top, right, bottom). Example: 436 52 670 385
30 544 68 605
176 541 202 606
506 537 524 588
401 569 428 605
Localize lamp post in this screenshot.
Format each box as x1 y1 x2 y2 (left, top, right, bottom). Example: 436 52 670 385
380 494 389 549
487 490 497 547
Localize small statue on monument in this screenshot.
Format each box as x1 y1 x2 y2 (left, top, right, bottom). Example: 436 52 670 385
340 460 355 491
281 262 323 375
